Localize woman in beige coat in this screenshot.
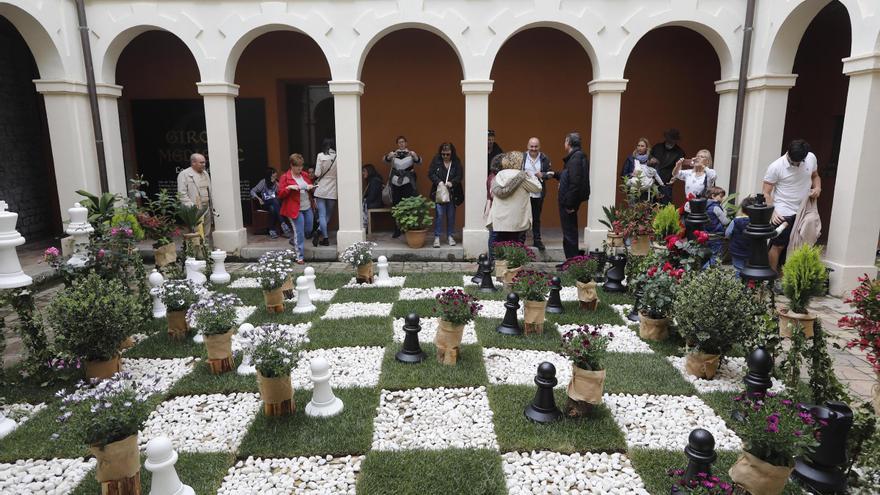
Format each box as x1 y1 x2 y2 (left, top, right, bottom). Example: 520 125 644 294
487 151 542 242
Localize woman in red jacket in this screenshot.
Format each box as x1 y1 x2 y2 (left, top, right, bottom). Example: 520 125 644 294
278 153 315 264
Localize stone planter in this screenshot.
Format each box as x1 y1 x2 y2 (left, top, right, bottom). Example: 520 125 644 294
638 312 669 341
434 319 465 365
153 243 177 268
502 266 522 290
777 307 816 338
523 300 546 335
90 434 141 494
607 232 625 248
257 372 295 417
263 287 284 313
356 262 374 284
204 330 234 374
575 280 598 310
166 310 189 340
685 351 721 380
629 234 651 256
85 353 122 380
565 365 605 418
404 229 427 249
494 259 508 279
728 452 793 495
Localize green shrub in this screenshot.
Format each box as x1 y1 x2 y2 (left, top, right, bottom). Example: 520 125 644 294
391 195 434 232
782 245 827 313
651 204 680 241
48 272 143 361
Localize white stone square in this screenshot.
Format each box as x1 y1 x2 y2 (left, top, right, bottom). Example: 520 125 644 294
287 288 337 303
235 306 258 324
398 287 464 300
229 277 261 289
478 299 524 319
392 317 478 344
321 302 393 320
0 458 96 495
121 357 196 393
291 346 384 390
667 356 786 394
482 348 570 389
218 455 362 495
371 387 498 451
343 277 405 288
556 324 654 354
503 451 649 495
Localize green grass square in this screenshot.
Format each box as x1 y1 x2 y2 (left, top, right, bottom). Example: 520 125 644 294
124 329 205 359
71 452 233 495
314 273 358 290
487 385 626 453
237 387 379 457
167 355 258 396
0 404 88 460
545 300 625 326
378 344 488 390
404 272 467 288
247 301 330 326
604 353 697 396
466 286 508 301
474 318 562 351
304 316 392 349
357 449 507 495
390 299 437 319
332 287 402 303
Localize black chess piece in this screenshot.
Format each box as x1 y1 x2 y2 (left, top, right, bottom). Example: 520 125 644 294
589 249 607 283
628 288 642 322
743 347 773 396
478 259 499 292
684 198 710 241
471 254 487 284
545 277 564 314
524 362 562 423
741 194 779 283
496 292 522 335
396 313 427 363
682 429 717 483
603 254 627 293
793 401 853 494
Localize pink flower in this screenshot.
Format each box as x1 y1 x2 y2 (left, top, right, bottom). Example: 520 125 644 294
45 247 60 257
97 249 105 259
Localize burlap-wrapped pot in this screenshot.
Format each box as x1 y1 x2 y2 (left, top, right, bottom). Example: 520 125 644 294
167 310 189 340
729 452 793 495
639 313 669 341
257 372 294 405
118 336 135 350
576 280 598 310
567 365 606 404
685 352 721 380
90 434 140 483
204 330 234 360
263 287 284 310
154 243 177 268
607 233 625 248
629 235 650 256
356 262 374 284
777 307 816 338
523 300 546 334
434 319 465 349
85 353 121 380
183 232 202 249
281 276 294 292
494 260 508 279
502 266 522 289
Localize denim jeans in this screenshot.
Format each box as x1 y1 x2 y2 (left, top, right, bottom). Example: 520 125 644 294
264 198 281 231
315 197 336 239
288 208 314 260
732 256 746 278
434 202 455 237
487 228 497 261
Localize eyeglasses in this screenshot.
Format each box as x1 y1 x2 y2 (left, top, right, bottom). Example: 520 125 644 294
441 153 451 157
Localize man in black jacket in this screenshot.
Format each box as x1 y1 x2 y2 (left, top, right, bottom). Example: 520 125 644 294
522 137 555 251
487 129 503 173
558 132 590 260
649 128 685 204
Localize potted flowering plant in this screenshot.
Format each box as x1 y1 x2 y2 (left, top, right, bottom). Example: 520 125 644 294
840 275 880 414
158 278 200 340
492 241 535 287
598 205 625 247
668 470 733 494
780 245 827 338
341 241 377 283
511 270 551 334
561 255 600 310
560 326 612 418
55 373 158 494
673 267 763 379
250 258 291 313
664 229 713 272
728 392 820 495
188 293 243 374
432 288 481 365
619 201 655 256
391 195 434 248
136 188 180 267
47 272 143 380
251 324 300 417
635 262 685 341
259 249 297 297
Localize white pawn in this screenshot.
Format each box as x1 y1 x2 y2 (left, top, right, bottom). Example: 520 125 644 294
292 275 316 313
0 411 16 439
374 255 391 286
304 266 317 298
185 258 207 286
149 269 167 319
209 250 230 285
305 357 343 417
144 436 194 495
236 323 256 375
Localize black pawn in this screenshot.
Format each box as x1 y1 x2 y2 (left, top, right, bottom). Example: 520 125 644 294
524 362 562 423
793 401 853 494
628 289 642 322
603 254 627 293
472 254 487 284
546 276 564 314
478 260 498 292
396 313 427 363
496 292 522 335
682 429 717 483
743 347 773 396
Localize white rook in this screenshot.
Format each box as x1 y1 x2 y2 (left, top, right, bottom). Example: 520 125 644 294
0 201 33 289
65 202 94 268
149 269 166 319
305 357 344 417
209 249 230 285
292 275 316 313
185 257 207 286
144 436 194 495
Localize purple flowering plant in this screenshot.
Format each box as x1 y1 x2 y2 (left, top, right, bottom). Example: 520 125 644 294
54 372 159 447
186 293 243 336
433 289 481 325
250 259 291 291
250 325 301 378
561 255 600 284
158 279 201 312
667 470 733 494
731 392 821 467
560 325 612 371
492 241 535 269
511 269 552 302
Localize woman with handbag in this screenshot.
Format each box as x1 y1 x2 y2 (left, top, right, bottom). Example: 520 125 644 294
278 153 315 264
429 142 463 248
312 138 337 247
383 135 421 238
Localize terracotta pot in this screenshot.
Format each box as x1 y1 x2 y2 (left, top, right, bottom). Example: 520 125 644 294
118 336 135 351
154 242 177 267
575 280 598 310
90 434 141 490
523 300 546 334
85 353 122 380
685 352 721 380
777 306 816 338
638 312 669 341
502 266 522 289
629 234 651 256
607 233 625 248
356 261 374 284
729 452 793 495
263 287 284 312
494 259 508 279
404 229 427 248
257 372 294 405
204 330 233 360
166 310 189 340
434 319 465 349
567 365 605 404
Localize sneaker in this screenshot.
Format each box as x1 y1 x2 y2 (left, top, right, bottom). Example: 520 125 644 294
534 240 545 251
433 236 441 248
320 238 329 246
448 236 456 246
280 222 291 236
269 230 279 239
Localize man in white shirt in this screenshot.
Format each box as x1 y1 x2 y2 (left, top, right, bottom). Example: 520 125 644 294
762 139 821 273
522 137 554 251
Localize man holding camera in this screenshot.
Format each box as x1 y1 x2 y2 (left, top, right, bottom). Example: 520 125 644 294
522 137 554 251
384 135 422 238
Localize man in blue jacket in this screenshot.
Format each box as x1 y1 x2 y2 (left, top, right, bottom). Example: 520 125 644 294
558 132 590 260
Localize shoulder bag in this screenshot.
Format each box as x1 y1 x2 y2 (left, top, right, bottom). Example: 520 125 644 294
434 164 452 204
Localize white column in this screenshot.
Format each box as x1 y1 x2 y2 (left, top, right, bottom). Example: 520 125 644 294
825 53 880 296
96 83 127 197
197 82 246 253
33 80 101 221
585 79 627 250
461 80 493 258
712 79 738 191
735 74 797 196
329 80 365 251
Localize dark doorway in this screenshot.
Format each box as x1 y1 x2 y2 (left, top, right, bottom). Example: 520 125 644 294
285 84 334 168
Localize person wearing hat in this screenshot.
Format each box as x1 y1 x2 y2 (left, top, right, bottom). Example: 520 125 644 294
649 129 686 204
487 130 503 173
